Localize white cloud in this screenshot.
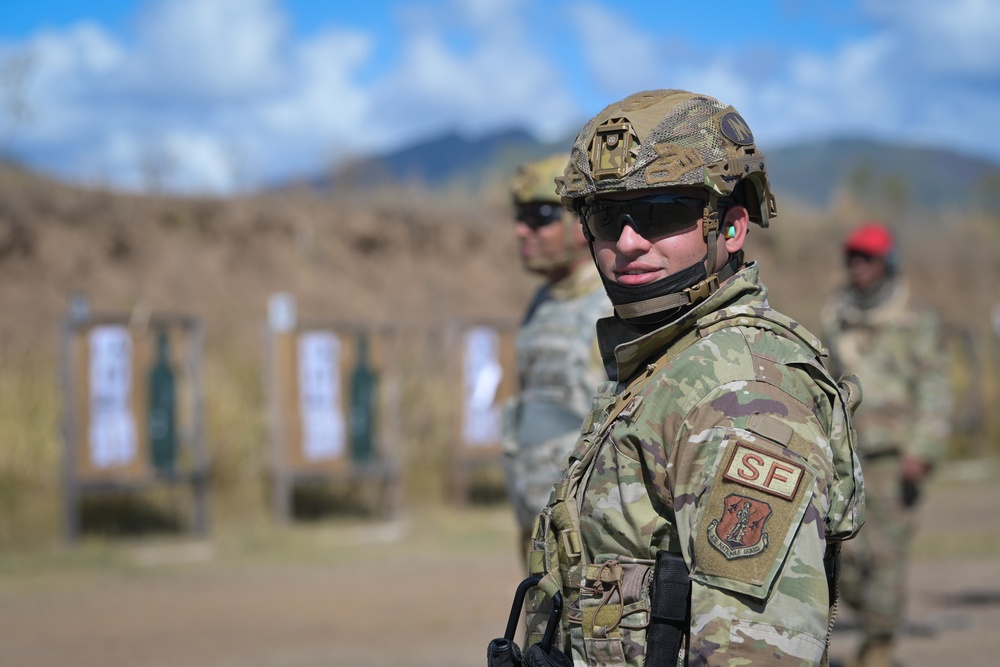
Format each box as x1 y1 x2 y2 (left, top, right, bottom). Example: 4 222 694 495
18 24 126 140
5 0 582 192
861 0 1000 77
3 0 999 193
765 2 1000 154
127 0 288 100
565 2 660 97
564 2 1000 162
5 0 376 192
367 0 577 145
254 29 373 163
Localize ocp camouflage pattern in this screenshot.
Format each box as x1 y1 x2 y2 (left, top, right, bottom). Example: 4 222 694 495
502 260 613 536
820 278 951 462
821 277 950 645
558 90 777 228
526 263 865 666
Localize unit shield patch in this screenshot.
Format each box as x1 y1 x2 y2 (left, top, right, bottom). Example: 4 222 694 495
692 435 817 597
708 494 772 560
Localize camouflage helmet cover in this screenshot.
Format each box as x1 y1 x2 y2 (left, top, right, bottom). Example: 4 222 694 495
510 153 570 205
558 89 778 227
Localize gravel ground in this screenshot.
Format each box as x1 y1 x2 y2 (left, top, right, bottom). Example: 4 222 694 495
0 460 997 667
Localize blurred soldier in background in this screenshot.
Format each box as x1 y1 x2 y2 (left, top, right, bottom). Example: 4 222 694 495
501 154 613 561
515 90 865 667
821 221 952 667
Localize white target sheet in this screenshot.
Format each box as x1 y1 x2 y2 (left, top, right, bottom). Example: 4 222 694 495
87 325 138 469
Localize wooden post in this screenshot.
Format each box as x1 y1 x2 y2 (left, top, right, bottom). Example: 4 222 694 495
60 318 81 544
188 319 210 538
266 293 297 524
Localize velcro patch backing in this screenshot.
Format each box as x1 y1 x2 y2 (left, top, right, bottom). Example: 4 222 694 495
692 437 815 597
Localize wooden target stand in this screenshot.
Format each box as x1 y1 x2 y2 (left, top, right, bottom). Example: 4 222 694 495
59 305 208 544
446 319 519 504
265 294 402 523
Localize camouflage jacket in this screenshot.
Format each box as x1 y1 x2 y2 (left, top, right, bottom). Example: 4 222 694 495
502 261 613 533
526 263 865 667
820 278 951 462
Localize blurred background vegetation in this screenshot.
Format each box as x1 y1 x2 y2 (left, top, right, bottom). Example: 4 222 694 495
2 136 999 550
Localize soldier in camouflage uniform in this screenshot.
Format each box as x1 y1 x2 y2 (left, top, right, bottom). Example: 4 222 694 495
502 154 614 559
820 222 951 667
518 90 865 667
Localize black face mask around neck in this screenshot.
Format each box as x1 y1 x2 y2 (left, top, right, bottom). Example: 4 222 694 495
599 252 743 333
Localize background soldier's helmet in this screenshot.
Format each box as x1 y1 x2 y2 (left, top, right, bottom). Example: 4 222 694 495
557 89 778 228
510 153 569 205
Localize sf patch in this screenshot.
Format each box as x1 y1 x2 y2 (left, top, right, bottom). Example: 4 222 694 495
692 436 817 599
707 494 772 560
724 443 804 500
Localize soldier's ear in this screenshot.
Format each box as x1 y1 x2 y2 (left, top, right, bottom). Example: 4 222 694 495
722 205 749 252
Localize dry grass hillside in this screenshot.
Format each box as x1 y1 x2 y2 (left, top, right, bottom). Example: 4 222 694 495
2 159 998 547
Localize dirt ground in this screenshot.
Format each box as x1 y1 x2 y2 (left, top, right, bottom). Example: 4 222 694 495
1 460 998 667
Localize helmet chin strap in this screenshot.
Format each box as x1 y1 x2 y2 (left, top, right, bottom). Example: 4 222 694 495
703 192 720 277
612 192 735 321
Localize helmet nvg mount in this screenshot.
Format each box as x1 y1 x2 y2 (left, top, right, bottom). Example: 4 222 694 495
556 89 779 320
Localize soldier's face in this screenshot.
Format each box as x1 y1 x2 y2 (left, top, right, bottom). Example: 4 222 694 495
846 252 888 292
515 214 568 266
591 188 716 286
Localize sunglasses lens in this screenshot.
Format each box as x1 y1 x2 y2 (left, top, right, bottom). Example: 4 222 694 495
845 251 878 265
516 203 563 230
583 196 704 241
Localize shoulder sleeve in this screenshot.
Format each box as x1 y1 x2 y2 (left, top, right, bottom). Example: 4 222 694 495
673 380 834 665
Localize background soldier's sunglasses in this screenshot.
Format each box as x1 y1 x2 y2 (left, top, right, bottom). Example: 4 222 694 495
580 194 711 242
515 203 564 230
845 250 882 265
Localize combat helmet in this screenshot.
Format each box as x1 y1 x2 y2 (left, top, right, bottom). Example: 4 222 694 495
510 154 587 273
558 90 778 322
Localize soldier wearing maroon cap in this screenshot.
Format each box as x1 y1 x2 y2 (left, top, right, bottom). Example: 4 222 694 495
820 221 952 667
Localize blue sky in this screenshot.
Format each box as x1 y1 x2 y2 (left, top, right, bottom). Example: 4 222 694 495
2 0 998 193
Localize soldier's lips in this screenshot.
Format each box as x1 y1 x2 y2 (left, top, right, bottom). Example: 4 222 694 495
613 267 663 285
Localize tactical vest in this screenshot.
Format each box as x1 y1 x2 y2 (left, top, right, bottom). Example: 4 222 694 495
501 267 612 534
524 307 864 667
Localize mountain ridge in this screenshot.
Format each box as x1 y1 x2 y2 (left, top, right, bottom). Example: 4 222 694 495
323 129 1000 211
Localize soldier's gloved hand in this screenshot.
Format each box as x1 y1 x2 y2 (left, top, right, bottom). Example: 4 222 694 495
522 642 572 667
901 453 931 484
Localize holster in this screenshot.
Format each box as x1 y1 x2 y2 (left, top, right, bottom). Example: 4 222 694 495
645 550 691 667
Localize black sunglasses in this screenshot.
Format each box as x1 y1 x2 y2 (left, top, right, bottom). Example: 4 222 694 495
845 250 881 265
515 202 564 230
580 194 710 242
